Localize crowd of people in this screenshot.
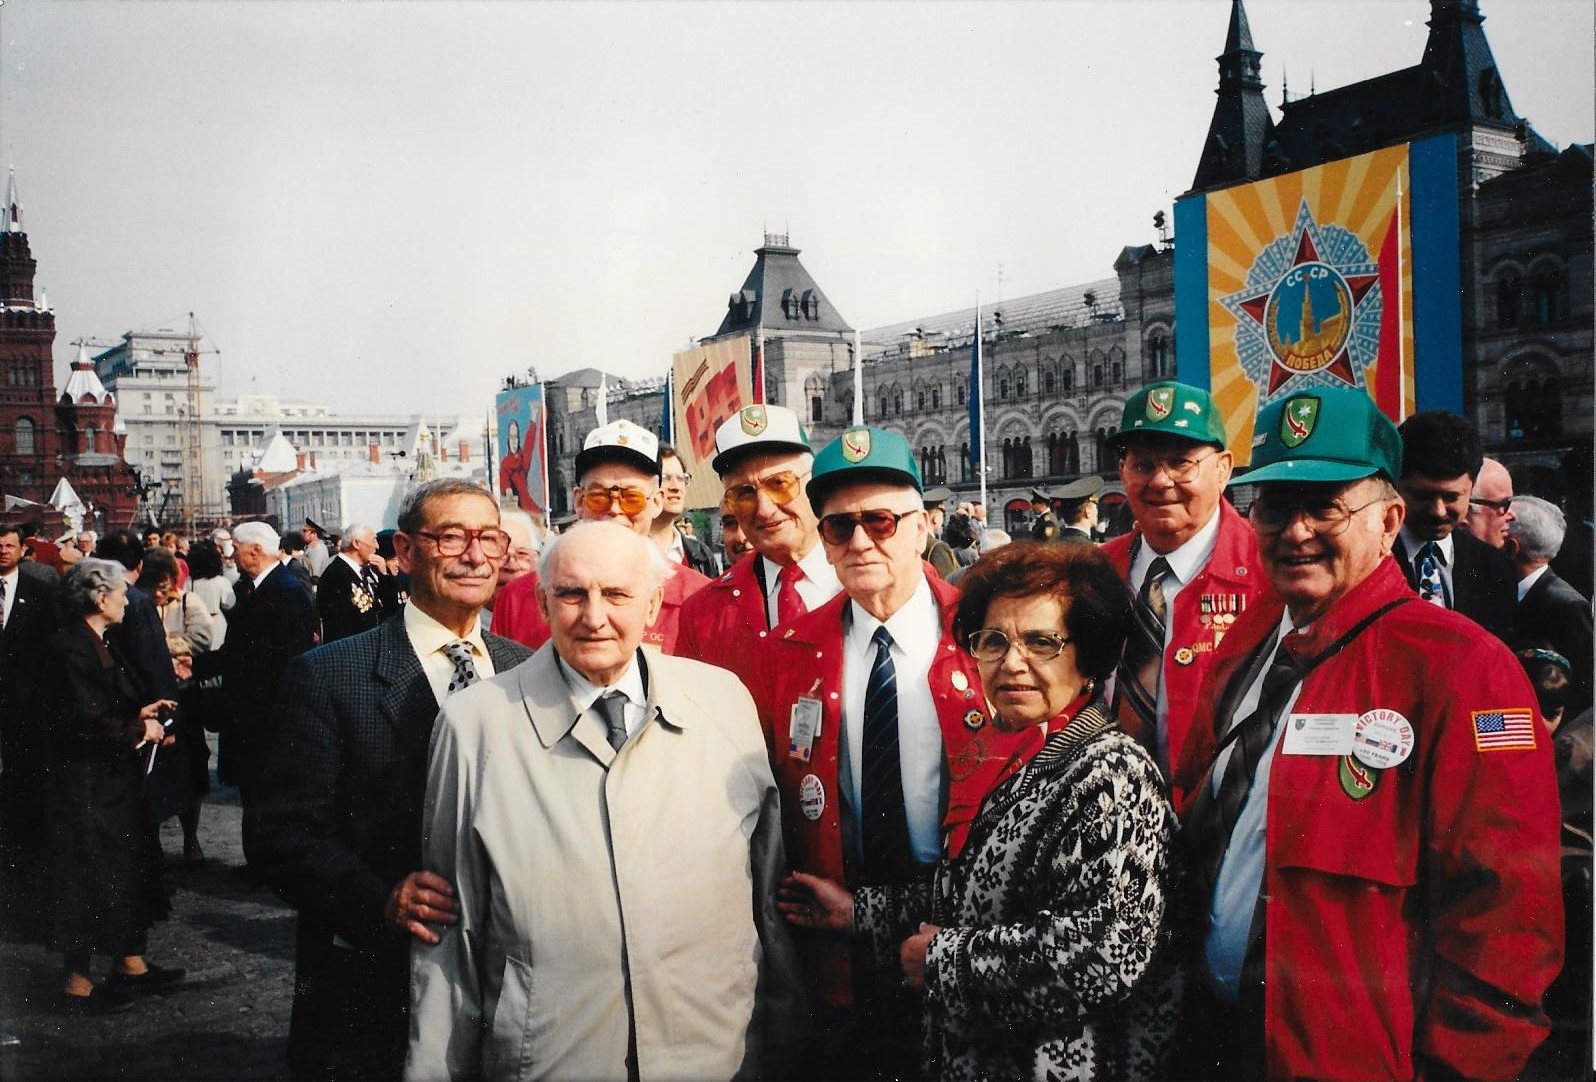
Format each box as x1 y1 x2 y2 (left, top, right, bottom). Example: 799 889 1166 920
0 380 1589 1080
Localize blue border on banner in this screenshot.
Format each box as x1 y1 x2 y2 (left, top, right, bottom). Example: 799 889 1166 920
1173 194 1210 389
1409 133 1463 413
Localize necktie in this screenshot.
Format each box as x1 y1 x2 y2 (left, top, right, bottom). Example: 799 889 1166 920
442 640 480 695
1113 556 1171 759
1190 633 1302 894
0 576 7 630
361 566 380 596
595 691 629 752
1415 542 1447 607
860 626 910 881
775 562 806 626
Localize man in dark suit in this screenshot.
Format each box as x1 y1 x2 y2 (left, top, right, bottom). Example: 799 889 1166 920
317 524 388 644
245 479 530 1081
1509 495 1593 709
211 521 317 804
0 524 58 940
1393 410 1517 644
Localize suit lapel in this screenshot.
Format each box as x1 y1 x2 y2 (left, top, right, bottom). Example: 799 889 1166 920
372 619 440 754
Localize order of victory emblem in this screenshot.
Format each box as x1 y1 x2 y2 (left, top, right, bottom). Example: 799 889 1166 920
1220 201 1382 402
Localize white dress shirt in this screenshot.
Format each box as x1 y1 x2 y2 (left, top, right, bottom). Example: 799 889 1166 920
839 575 944 866
759 543 841 629
403 602 498 705
0 568 17 626
558 652 649 744
1399 527 1455 605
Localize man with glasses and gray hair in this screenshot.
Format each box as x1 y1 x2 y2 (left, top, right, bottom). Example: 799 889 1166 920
749 426 1028 1079
245 478 531 1081
677 405 841 688
1101 381 1267 782
492 419 709 654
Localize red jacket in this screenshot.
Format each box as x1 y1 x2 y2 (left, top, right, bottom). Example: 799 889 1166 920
1101 499 1266 780
675 553 779 691
1174 558 1562 1081
489 563 710 654
749 573 1031 1008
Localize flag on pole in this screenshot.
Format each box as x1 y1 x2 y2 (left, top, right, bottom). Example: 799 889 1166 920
751 332 765 405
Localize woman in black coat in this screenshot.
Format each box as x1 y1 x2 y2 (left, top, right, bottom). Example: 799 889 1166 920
42 557 185 1012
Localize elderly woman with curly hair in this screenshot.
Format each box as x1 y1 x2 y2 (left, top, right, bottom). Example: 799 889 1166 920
780 540 1183 1080
42 558 186 1012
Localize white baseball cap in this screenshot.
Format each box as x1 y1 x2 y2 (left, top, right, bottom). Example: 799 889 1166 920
711 405 812 476
575 419 660 481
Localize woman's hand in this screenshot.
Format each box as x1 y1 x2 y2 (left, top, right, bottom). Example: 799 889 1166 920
776 871 854 933
137 700 180 747
899 923 942 990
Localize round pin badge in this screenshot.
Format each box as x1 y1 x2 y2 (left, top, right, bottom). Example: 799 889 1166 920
1352 709 1415 770
950 670 969 693
798 774 826 821
1174 647 1196 666
963 709 984 730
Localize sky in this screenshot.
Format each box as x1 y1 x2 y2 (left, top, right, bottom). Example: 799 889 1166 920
3 0 1591 420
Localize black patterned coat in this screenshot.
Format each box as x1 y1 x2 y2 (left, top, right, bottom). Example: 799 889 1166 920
855 699 1182 1081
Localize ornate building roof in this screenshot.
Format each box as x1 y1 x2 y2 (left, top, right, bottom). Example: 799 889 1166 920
712 233 853 339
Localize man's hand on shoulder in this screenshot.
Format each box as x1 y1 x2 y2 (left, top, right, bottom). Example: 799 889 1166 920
385 870 460 944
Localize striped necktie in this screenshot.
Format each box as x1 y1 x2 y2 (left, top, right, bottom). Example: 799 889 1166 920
1113 556 1171 763
860 626 909 882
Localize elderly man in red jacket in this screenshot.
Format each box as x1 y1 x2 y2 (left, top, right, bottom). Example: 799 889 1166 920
748 426 1027 1080
676 405 840 689
492 419 708 652
1176 386 1561 1080
1101 381 1267 780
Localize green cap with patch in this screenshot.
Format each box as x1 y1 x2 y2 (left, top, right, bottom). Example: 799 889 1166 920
807 426 923 511
1236 386 1402 485
1111 381 1227 447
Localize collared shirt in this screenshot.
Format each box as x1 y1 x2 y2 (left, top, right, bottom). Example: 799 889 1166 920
557 651 649 744
759 543 840 629
251 565 276 591
1517 563 1550 602
665 528 686 566
839 575 944 866
1399 527 1455 605
1128 506 1223 763
0 568 17 625
1205 610 1304 1000
335 551 364 576
404 601 498 704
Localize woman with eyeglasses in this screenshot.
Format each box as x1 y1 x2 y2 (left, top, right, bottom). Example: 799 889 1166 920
779 540 1182 1080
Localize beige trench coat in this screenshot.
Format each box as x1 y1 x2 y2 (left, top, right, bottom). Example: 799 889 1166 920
406 646 803 1081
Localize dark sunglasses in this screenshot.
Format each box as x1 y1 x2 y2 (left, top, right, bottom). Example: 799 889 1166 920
818 509 920 545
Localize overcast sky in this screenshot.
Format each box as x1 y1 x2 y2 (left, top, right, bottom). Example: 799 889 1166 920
5 0 1591 419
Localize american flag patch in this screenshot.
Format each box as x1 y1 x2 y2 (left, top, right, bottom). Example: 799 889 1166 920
1471 708 1537 752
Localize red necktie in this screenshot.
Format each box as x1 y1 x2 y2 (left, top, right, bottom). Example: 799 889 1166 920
775 562 806 626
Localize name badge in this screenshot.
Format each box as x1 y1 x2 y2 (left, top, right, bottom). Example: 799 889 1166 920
1281 713 1357 756
788 696 822 763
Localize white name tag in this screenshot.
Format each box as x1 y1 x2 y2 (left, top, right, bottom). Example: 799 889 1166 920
1281 713 1357 756
788 697 822 763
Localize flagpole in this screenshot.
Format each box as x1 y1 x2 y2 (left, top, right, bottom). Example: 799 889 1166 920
1394 173 1407 418
976 292 987 513
852 329 864 426
538 381 551 515
756 328 767 405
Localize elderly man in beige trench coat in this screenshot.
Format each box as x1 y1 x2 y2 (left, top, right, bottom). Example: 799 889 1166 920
406 521 805 1082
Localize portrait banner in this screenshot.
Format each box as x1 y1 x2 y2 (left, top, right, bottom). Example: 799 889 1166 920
1173 135 1462 463
495 384 548 518
671 337 754 509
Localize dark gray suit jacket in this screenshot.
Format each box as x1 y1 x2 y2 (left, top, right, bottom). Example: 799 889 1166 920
243 614 530 1079
1394 530 1517 643
1520 567 1594 707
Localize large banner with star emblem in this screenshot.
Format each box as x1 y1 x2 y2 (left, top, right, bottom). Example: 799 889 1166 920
1172 135 1463 463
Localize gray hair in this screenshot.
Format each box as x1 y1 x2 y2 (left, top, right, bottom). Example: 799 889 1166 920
59 557 126 618
537 520 668 589
340 524 375 552
234 521 280 555
397 478 493 534
978 529 1012 554
1508 495 1566 561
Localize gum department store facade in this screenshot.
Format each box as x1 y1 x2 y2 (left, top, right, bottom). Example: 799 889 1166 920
545 0 1591 536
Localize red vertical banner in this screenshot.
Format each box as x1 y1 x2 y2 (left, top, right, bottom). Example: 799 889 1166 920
1373 204 1405 420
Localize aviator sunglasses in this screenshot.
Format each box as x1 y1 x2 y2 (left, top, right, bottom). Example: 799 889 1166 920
817 509 921 545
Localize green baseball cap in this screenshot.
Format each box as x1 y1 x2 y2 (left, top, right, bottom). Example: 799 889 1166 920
1111 381 1227 447
807 426 923 512
1235 386 1402 486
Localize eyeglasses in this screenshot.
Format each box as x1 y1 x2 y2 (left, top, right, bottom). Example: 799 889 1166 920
817 509 920 545
966 628 1072 662
1468 496 1514 515
411 527 511 558
724 470 809 514
662 471 693 488
1120 451 1216 484
1249 495 1385 536
580 485 651 517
